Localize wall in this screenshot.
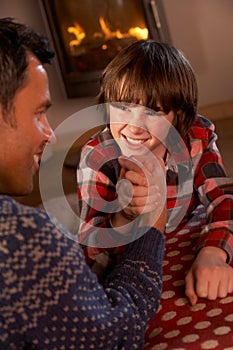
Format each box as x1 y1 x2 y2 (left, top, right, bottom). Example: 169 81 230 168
1 0 233 128
163 0 233 110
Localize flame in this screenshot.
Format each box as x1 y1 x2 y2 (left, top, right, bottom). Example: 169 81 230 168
128 27 148 40
99 17 126 40
67 22 86 48
67 17 148 49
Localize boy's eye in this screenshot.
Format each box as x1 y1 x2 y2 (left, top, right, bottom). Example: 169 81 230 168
119 104 130 111
145 107 166 117
110 102 130 111
145 108 156 116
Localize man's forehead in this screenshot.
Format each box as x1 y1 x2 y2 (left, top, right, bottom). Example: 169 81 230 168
27 52 42 65
23 52 47 83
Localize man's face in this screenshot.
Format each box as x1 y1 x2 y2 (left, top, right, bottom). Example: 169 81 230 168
0 53 54 195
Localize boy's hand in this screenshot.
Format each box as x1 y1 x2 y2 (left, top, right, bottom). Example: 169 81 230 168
111 155 166 228
185 246 233 305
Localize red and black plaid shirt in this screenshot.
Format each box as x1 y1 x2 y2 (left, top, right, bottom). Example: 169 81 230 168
77 115 233 265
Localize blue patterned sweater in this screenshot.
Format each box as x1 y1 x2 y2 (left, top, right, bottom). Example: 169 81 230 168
0 196 164 350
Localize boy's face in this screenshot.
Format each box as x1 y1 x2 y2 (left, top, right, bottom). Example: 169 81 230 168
0 53 55 195
109 103 174 158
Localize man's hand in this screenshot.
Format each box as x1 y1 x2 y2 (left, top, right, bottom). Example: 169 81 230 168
185 246 233 305
152 195 167 233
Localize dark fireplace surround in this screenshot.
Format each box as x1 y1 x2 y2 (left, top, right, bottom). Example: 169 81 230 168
41 0 171 98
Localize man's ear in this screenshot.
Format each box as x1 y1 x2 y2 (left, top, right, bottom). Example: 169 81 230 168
0 105 3 125
0 105 8 127
0 105 16 128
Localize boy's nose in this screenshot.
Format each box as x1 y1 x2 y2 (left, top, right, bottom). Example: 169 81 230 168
127 123 145 134
128 110 146 133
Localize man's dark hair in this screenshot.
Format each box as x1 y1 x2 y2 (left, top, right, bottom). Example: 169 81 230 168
0 17 54 121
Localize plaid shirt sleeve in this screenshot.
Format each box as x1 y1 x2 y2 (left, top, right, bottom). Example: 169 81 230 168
77 129 124 265
189 116 233 262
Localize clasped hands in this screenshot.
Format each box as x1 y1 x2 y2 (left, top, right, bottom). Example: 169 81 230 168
111 155 166 232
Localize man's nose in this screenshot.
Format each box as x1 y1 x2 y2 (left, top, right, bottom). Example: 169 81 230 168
47 129 56 144
41 117 56 144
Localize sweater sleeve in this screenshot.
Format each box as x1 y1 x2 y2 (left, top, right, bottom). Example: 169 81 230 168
0 196 164 350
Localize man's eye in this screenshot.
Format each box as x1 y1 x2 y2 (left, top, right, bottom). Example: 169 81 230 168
35 112 47 126
36 111 46 119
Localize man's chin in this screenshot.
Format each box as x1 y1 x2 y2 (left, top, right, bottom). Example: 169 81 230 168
9 182 34 198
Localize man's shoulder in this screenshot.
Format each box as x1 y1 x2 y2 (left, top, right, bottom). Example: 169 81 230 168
0 195 78 253
0 195 51 233
0 195 46 217
0 195 65 237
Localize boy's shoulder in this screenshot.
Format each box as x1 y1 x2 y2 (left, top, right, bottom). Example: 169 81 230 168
80 127 121 170
82 127 120 158
188 114 215 140
85 127 113 148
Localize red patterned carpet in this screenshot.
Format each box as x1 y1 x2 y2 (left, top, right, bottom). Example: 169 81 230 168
144 206 233 350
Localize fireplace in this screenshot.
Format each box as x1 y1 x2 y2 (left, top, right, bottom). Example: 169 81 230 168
41 0 171 98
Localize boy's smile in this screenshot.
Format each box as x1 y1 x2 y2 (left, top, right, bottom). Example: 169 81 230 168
123 135 149 145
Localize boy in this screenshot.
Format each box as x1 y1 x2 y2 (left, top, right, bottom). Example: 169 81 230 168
77 40 233 305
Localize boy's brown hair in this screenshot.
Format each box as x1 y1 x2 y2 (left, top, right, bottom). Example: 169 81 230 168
98 40 198 137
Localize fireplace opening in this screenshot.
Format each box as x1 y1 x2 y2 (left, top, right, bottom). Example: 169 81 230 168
41 0 171 98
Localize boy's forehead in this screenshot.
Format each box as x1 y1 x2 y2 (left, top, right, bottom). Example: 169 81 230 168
109 81 159 107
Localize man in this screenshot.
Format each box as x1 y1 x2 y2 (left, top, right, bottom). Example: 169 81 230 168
0 18 165 349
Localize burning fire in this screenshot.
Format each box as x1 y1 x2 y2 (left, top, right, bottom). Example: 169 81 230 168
67 22 86 47
67 17 148 50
